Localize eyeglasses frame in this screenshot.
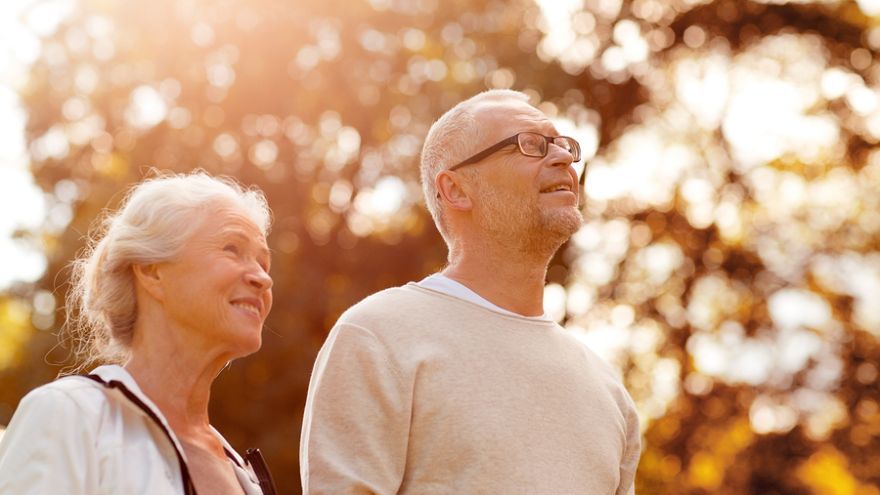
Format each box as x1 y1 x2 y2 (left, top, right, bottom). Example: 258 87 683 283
445 132 586 187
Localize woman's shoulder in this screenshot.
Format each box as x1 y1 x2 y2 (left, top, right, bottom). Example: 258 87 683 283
0 375 151 493
17 375 113 419
0 377 111 462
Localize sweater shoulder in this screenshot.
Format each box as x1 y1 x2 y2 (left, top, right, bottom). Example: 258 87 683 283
337 284 432 326
549 330 637 409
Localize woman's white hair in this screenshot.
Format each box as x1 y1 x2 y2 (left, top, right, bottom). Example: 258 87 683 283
420 89 529 245
63 170 271 373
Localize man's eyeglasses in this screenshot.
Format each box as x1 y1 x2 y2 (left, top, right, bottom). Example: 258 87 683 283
447 132 585 185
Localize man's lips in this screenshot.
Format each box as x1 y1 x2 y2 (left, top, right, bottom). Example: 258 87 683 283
539 180 575 194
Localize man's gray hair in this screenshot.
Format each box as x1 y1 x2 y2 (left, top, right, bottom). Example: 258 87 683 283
420 89 530 245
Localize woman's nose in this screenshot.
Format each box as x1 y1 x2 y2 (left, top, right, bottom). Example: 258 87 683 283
247 266 273 290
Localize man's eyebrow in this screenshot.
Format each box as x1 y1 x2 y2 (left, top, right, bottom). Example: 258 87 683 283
517 120 558 135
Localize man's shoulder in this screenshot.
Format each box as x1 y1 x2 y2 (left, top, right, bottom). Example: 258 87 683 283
554 330 622 378
338 283 433 324
555 331 638 413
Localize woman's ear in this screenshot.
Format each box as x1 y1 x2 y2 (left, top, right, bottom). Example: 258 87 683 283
132 263 164 301
436 170 473 212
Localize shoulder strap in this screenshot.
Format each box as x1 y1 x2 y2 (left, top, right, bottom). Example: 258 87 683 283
245 448 278 495
80 374 198 495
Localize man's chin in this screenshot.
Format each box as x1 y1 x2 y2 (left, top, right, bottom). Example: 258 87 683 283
544 206 583 239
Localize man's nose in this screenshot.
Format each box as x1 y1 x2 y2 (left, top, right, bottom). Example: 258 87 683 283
546 143 575 167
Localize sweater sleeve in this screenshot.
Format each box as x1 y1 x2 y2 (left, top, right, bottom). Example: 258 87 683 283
616 394 642 495
300 322 412 495
0 384 100 495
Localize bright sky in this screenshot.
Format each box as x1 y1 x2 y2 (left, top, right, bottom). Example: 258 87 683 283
0 0 75 290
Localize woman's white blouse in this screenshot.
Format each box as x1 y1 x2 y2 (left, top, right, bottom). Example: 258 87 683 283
0 365 263 494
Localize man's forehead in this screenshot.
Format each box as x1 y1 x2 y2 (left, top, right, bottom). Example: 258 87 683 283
472 99 556 133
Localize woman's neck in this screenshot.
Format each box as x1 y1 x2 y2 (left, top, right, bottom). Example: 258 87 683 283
124 326 232 439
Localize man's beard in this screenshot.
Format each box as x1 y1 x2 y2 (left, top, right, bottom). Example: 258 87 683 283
474 179 583 255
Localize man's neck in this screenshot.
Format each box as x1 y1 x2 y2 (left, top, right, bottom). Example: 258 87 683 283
443 237 556 317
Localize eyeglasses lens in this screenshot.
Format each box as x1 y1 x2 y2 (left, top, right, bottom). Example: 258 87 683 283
559 137 581 162
517 133 545 157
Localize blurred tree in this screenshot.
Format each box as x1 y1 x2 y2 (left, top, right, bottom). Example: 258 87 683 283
2 0 879 493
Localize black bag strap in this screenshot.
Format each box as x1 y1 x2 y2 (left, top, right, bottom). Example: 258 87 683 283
245 448 278 495
80 374 198 495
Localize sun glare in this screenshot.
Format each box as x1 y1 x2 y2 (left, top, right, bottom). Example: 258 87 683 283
0 1 70 290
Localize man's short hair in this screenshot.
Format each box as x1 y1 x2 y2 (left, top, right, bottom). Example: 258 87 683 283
419 89 530 244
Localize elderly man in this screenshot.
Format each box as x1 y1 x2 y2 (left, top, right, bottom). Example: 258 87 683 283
300 89 641 494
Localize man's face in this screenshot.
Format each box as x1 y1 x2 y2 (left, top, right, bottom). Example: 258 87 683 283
465 100 583 250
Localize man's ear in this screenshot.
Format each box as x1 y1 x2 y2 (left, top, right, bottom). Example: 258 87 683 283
436 170 473 212
132 263 164 301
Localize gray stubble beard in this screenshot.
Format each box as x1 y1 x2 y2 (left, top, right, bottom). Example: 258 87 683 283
476 186 584 260
533 204 583 255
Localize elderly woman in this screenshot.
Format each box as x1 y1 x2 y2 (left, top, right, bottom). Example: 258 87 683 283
0 172 276 494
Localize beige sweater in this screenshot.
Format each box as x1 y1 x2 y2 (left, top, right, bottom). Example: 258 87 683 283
300 284 641 494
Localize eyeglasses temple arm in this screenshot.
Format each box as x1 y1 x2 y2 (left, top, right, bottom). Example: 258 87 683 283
448 135 520 171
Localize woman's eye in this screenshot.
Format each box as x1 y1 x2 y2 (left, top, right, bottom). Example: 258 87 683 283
223 244 239 254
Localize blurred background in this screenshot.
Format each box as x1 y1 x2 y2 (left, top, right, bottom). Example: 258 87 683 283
1 0 879 493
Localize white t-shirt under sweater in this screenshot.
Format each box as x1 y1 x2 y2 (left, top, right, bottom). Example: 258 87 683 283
416 273 551 321
300 283 641 495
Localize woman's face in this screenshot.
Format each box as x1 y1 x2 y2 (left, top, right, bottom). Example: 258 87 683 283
156 205 273 358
